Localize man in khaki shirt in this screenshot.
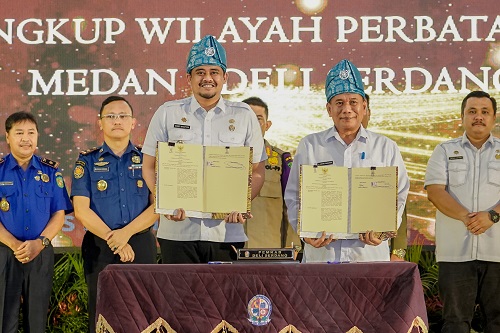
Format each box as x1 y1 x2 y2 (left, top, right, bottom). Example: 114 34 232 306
243 97 300 250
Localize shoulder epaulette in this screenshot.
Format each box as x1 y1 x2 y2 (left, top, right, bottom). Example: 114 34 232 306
80 147 100 156
135 144 143 151
0 158 4 164
40 157 59 169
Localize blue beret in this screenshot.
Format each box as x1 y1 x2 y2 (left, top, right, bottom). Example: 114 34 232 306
325 59 365 102
186 35 227 74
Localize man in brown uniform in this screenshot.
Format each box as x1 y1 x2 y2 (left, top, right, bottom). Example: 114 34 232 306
243 97 300 249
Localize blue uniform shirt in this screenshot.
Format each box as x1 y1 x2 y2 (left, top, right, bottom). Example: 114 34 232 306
0 154 72 241
70 141 150 230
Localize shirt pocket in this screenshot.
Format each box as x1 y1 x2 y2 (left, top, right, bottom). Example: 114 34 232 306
89 172 117 198
169 128 195 143
448 161 468 187
35 184 54 213
0 185 16 221
127 173 149 196
218 132 245 146
260 168 281 198
488 161 500 186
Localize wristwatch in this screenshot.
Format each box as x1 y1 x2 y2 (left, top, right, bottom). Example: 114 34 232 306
489 210 500 223
392 248 406 260
38 236 51 248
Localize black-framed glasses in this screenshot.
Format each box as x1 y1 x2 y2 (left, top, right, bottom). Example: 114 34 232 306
100 114 133 121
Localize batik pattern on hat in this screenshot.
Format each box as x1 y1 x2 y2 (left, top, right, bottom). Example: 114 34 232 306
186 35 227 73
325 59 365 102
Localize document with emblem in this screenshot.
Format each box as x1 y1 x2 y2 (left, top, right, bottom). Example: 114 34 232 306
155 142 252 219
298 165 397 239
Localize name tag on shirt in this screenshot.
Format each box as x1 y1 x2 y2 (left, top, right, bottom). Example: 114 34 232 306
0 181 14 186
449 156 463 160
94 167 109 172
174 124 190 129
316 161 334 166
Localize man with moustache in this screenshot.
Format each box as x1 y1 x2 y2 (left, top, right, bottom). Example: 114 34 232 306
425 91 500 333
142 35 266 263
71 96 158 332
284 59 410 262
0 111 72 333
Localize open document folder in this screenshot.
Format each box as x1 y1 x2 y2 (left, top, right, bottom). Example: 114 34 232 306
155 142 252 219
298 165 398 239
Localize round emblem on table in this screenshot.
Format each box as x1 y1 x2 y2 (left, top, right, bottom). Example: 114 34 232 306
0 198 10 212
247 294 272 326
97 180 108 191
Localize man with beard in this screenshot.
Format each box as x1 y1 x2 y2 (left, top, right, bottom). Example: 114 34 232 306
142 35 266 264
425 91 500 333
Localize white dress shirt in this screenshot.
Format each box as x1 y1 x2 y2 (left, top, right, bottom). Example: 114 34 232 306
285 126 410 262
425 133 500 263
143 96 266 243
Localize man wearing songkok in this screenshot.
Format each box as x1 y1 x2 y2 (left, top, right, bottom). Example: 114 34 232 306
284 59 410 262
425 90 500 333
142 35 266 263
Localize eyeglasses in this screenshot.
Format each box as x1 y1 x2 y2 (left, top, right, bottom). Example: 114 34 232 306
100 114 133 121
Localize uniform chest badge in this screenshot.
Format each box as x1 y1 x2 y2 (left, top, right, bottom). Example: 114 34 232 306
41 174 50 183
0 198 9 212
181 117 187 123
132 155 141 164
97 180 108 191
137 180 144 188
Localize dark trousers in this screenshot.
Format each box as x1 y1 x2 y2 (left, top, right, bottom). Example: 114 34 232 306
82 231 156 333
159 239 244 264
0 244 54 333
439 261 500 333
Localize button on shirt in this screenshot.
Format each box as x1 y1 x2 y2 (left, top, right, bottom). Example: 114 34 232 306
424 133 500 263
0 154 72 241
142 96 266 243
284 126 410 263
70 142 150 230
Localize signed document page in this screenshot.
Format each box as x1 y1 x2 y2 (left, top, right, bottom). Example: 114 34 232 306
350 166 397 233
298 165 398 239
155 142 204 216
299 165 349 238
155 142 251 218
204 146 252 217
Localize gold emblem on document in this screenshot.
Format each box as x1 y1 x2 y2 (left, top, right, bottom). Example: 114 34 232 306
97 180 108 191
132 155 141 164
41 174 49 183
0 198 9 212
137 180 144 188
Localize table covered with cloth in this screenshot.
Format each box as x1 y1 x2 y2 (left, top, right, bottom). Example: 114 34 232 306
96 262 428 333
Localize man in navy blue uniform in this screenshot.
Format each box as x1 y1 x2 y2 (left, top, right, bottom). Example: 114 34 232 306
0 111 72 333
71 96 158 333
